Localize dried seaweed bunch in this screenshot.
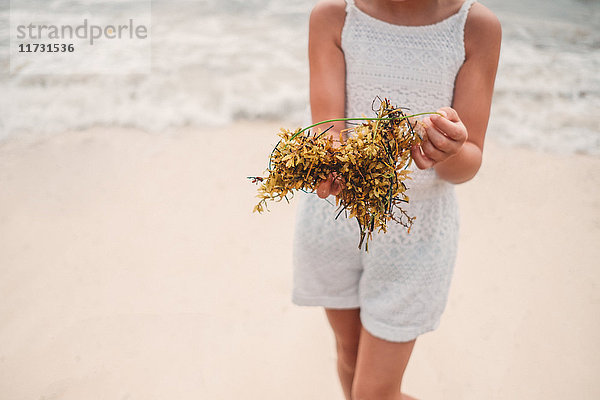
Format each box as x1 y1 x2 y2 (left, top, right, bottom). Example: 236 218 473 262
249 98 432 251
250 127 338 210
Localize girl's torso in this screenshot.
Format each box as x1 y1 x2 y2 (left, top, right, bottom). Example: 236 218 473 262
340 0 476 200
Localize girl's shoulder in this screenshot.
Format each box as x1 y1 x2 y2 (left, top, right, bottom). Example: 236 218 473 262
310 0 347 20
309 0 347 48
466 2 501 31
464 2 502 59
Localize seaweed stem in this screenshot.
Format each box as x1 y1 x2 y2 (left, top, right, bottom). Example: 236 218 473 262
292 112 441 140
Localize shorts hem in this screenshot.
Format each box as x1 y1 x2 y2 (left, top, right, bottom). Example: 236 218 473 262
360 311 441 342
291 293 360 309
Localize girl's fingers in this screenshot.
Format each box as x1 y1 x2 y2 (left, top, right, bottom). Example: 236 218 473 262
426 126 455 154
421 137 446 161
331 173 344 195
411 144 435 170
428 107 467 144
421 109 467 159
422 116 432 129
330 136 342 150
331 180 342 195
316 172 345 198
423 117 454 155
316 174 332 198
429 115 466 142
437 107 459 122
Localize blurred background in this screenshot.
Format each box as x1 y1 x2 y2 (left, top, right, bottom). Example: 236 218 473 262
0 1 599 399
1 0 599 153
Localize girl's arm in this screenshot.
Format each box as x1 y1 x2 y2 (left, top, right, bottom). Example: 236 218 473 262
412 3 502 184
308 0 347 198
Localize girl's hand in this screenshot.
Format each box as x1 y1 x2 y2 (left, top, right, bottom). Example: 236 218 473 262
316 134 344 199
316 171 344 199
411 107 468 170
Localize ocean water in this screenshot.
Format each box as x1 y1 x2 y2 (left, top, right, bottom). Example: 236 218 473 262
0 0 598 155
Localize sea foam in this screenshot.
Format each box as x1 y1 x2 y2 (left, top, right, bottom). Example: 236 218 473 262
0 0 598 155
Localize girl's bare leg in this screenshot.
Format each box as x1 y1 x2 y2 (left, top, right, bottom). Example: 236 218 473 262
351 326 417 400
325 308 362 400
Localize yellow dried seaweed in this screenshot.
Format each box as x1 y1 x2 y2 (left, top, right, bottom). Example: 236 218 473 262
248 98 433 251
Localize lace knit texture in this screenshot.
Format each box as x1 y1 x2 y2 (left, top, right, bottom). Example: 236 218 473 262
292 0 475 342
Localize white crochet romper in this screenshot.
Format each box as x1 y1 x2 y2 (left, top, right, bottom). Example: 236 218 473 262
292 0 476 342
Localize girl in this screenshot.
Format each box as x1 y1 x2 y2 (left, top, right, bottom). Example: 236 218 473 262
292 0 501 399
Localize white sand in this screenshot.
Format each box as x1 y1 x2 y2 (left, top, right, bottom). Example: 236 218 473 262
0 123 598 399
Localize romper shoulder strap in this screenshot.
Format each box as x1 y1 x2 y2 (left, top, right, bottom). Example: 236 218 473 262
344 0 355 12
457 0 477 25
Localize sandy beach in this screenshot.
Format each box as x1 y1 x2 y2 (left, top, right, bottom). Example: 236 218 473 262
0 122 598 399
